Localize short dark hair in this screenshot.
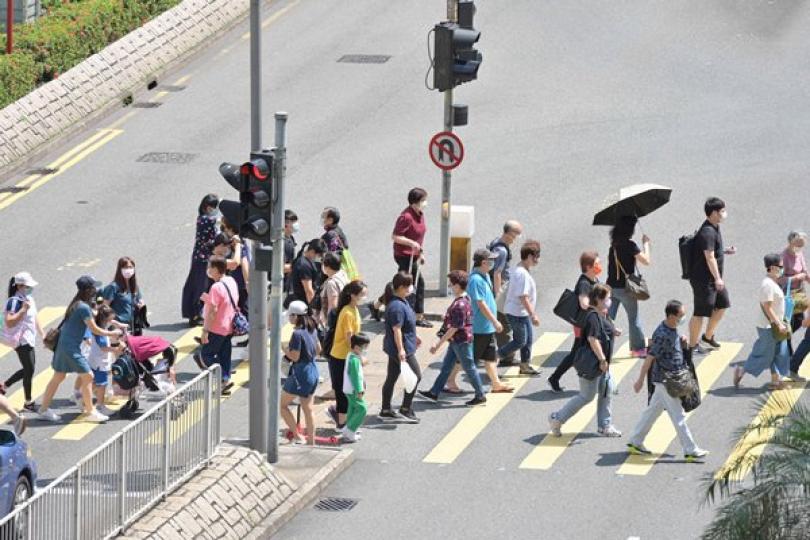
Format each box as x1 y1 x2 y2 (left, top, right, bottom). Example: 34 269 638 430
764 253 782 270
307 239 327 255
392 273 413 291
580 251 599 273
520 240 541 260
407 187 427 205
447 270 468 290
285 209 298 222
351 332 371 349
323 207 341 225
213 233 232 248
665 300 684 318
198 193 219 216
322 252 342 271
589 283 611 306
704 197 725 217
208 256 227 275
610 215 637 244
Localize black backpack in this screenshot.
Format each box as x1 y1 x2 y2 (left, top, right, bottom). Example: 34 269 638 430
678 232 697 280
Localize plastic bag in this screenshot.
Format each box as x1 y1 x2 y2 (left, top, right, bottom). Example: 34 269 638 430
401 361 418 393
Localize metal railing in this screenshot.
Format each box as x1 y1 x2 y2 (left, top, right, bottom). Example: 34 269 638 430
0 365 221 540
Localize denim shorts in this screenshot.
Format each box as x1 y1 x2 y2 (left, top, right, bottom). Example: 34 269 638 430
92 368 109 386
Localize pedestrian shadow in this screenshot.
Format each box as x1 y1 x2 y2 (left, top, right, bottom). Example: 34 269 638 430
708 385 764 397
522 434 545 446
595 451 635 467
361 417 410 429
147 322 192 333
516 389 577 402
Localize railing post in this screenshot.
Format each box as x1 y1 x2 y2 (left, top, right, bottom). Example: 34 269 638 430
215 366 222 445
73 467 82 540
118 435 126 529
204 369 212 458
162 400 171 498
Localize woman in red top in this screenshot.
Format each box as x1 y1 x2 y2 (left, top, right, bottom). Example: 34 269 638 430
370 188 432 327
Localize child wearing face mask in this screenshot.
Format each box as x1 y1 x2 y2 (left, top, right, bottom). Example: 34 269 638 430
87 306 125 416
280 301 321 445
342 333 370 442
2 273 45 413
102 257 144 334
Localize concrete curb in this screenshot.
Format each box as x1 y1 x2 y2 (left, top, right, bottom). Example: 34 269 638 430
248 448 355 539
0 0 256 178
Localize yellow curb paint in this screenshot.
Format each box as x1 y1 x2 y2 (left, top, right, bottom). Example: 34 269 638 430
0 129 123 211
423 332 570 465
714 349 810 482
173 74 192 86
105 111 137 131
240 0 300 40
519 343 636 471
617 342 743 476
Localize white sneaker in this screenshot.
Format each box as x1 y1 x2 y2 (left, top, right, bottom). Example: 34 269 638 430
598 425 623 438
38 409 61 423
685 448 709 461
548 414 562 437
12 416 26 436
83 409 109 423
341 427 358 443
97 405 116 417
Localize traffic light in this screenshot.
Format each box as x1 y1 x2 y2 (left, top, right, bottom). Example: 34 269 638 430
433 0 482 92
218 150 274 243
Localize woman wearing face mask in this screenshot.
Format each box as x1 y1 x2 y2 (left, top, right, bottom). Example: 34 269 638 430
102 257 144 334
734 254 793 390
369 188 431 327
2 273 45 413
326 280 367 429
280 301 321 445
778 231 808 361
320 207 349 255
182 194 220 327
221 218 250 317
549 283 623 439
38 275 122 423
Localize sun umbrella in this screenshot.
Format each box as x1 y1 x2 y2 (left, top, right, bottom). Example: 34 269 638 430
592 183 672 226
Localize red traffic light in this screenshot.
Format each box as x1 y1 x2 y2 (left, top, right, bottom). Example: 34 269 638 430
241 158 270 180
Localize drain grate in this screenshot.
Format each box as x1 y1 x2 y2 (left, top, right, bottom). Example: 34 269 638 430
314 497 359 512
0 186 28 194
132 102 162 108
337 54 391 64
160 85 186 92
25 167 58 175
137 152 198 164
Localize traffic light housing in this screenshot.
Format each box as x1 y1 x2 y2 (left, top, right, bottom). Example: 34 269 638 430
218 150 274 243
433 0 482 92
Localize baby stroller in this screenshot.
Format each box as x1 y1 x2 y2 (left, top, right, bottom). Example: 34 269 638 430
112 334 178 419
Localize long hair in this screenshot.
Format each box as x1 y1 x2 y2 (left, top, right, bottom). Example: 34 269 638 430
65 287 96 319
7 277 15 299
292 310 318 333
198 193 219 216
113 256 138 294
336 280 367 317
610 216 637 245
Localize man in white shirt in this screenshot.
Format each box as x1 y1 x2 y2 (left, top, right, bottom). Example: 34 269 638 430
497 240 542 375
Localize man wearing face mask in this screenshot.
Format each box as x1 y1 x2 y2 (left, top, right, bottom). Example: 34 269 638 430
488 220 524 366
548 251 602 393
688 197 735 353
287 239 326 309
284 210 299 293
627 300 708 461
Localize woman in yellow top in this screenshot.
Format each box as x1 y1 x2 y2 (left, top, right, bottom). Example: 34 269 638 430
328 280 368 428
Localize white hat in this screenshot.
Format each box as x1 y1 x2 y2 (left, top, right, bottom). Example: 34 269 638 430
788 230 807 243
13 272 38 288
288 300 309 316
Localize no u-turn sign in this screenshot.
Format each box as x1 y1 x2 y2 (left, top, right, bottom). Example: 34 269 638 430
429 131 464 171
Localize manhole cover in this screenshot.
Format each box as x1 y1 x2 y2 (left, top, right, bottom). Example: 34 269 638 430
160 85 186 92
0 186 28 194
136 152 198 164
25 167 58 175
337 54 391 64
132 102 162 108
314 497 358 512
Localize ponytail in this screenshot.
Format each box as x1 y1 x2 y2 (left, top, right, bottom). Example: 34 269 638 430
336 280 367 317
7 278 15 299
292 312 318 333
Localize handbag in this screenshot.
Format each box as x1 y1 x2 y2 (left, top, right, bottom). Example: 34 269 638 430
614 249 650 301
759 303 790 342
43 319 65 352
573 311 605 380
222 282 249 337
680 346 701 412
662 368 697 398
553 289 587 328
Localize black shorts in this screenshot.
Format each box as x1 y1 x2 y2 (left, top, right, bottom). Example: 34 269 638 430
473 333 498 362
690 280 731 317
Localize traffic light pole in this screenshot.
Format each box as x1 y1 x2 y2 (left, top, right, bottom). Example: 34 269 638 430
267 112 288 464
438 0 457 297
247 0 269 456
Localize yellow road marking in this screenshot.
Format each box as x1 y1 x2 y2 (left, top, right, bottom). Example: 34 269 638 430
519 343 636 470
240 0 300 40
173 74 191 86
423 332 570 465
617 342 743 475
106 111 137 131
714 349 810 482
52 327 201 441
0 129 123 211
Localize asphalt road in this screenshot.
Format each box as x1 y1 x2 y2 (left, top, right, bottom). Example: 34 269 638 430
1 0 809 538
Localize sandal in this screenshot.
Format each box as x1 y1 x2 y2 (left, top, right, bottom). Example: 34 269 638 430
491 386 514 394
443 386 463 394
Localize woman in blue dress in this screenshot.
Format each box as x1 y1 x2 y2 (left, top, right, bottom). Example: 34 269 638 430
102 256 144 334
181 194 219 326
280 301 320 445
38 276 122 423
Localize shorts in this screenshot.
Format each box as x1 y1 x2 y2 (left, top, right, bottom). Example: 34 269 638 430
92 368 109 386
282 361 319 397
690 280 731 318
473 333 498 362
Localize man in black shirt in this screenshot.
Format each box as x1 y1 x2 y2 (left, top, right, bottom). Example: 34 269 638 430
688 197 736 352
287 239 326 308
283 210 298 293
548 251 602 393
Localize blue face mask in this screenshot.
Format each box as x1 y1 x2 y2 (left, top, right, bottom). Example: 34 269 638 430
676 316 685 327
24 287 34 296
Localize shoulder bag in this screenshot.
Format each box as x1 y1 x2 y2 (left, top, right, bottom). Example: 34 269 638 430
553 289 588 328
614 248 650 301
222 282 249 337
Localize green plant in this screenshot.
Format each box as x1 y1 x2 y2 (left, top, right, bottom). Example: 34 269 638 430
702 395 810 540
0 52 40 106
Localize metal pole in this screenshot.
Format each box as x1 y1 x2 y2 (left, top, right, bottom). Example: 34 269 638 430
6 0 13 54
438 0 457 296
268 112 288 463
247 0 270 455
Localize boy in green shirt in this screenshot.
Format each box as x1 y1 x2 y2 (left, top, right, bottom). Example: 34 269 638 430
342 333 370 442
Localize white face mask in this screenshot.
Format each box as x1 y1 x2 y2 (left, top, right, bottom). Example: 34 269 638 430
719 210 728 221
291 222 300 234
121 268 135 280
358 295 368 304
604 298 613 310
407 285 415 295
420 201 428 210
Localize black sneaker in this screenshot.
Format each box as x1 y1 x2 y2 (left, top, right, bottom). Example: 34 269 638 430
221 381 234 396
701 334 721 350
368 302 382 322
378 409 400 420
234 338 249 348
193 353 206 371
548 378 564 393
415 319 434 328
465 395 487 407
23 401 37 413
326 405 339 424
398 408 420 423
418 390 439 403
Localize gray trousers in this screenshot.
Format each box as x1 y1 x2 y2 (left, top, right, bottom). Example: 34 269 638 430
555 373 613 429
628 382 698 454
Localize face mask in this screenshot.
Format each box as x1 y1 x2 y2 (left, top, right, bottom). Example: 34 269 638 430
207 208 220 218
777 268 785 278
407 285 415 295
676 317 685 327
358 295 368 304
604 298 612 310
121 268 135 279
593 262 603 276
719 210 728 221
24 286 34 296
420 201 428 210
314 257 322 264
291 222 300 234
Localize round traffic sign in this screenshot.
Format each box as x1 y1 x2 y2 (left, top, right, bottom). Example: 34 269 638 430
429 131 464 171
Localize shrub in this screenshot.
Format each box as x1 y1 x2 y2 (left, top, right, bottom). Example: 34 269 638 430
0 51 40 106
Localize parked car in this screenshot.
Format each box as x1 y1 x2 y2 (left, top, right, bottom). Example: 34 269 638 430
0 428 36 520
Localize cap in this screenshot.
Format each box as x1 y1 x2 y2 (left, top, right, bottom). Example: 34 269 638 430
76 275 102 291
788 230 807 243
288 300 309 316
13 272 38 288
473 248 497 266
